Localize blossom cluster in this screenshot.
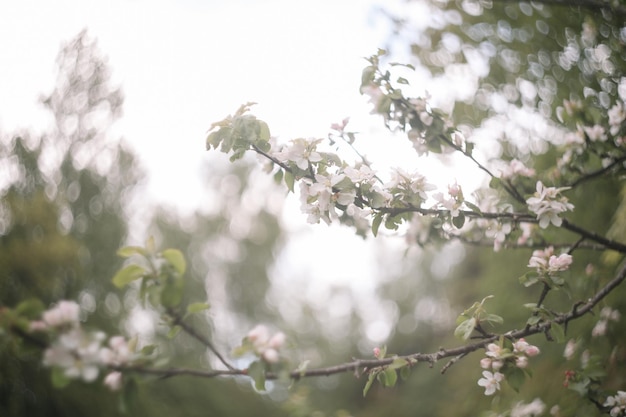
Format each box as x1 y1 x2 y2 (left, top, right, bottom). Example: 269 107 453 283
527 246 573 277
478 339 540 396
499 159 536 180
30 300 132 391
605 391 626 417
526 182 574 229
245 325 286 364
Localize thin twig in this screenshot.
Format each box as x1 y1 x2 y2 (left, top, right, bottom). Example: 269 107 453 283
166 308 235 371
114 261 626 382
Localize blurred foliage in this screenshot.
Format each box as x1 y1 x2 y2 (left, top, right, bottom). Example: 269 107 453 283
0 30 287 417
2 0 626 416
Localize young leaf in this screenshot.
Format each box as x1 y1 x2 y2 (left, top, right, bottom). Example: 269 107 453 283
167 325 181 339
454 317 476 340
372 213 383 237
258 120 271 141
506 366 526 392
248 360 266 391
112 264 148 288
383 368 398 387
452 212 466 229
51 367 70 388
284 170 295 193
484 313 504 325
551 322 565 342
15 298 45 319
141 344 157 355
519 272 539 287
464 201 482 214
400 366 411 380
117 246 146 258
162 249 186 275
160 275 184 308
186 302 210 315
363 371 377 397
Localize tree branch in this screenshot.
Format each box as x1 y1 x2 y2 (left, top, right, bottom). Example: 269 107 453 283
166 308 235 371
118 260 626 382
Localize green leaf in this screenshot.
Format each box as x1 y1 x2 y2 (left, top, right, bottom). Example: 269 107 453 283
464 201 482 214
186 302 210 315
506 366 526 392
162 249 186 275
15 298 45 319
284 170 295 193
363 371 377 397
489 176 502 190
551 322 565 342
117 246 147 258
141 344 157 355
160 275 184 308
519 272 540 287
119 377 138 413
452 213 465 229
383 368 398 387
167 325 181 339
526 315 541 326
361 66 376 88
454 317 476 340
400 366 411 380
258 120 271 141
255 139 271 153
389 358 408 370
273 169 283 185
484 314 504 325
372 213 383 237
51 367 70 388
397 77 409 85
377 370 387 386
112 264 148 288
248 360 266 391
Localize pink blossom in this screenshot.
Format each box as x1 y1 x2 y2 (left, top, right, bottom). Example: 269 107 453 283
104 371 123 391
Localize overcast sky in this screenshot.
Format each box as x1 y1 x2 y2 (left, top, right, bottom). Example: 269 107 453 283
0 0 396 211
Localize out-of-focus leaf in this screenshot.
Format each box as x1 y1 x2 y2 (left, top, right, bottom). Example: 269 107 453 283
51 368 70 388
162 249 186 275
363 371 376 397
112 265 147 288
116 246 146 258
186 302 210 315
454 317 476 340
248 360 266 391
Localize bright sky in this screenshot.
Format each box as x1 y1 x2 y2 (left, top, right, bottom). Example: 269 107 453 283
0 0 476 346
0 0 395 210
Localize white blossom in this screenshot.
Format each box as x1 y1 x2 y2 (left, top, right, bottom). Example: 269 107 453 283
104 371 123 391
528 246 573 276
246 325 286 364
478 371 504 396
582 124 607 142
500 159 536 179
510 398 546 417
608 101 625 135
604 391 626 417
43 300 81 328
526 181 574 228
273 138 323 170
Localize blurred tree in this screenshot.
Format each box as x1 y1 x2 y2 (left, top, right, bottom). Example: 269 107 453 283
1 30 291 417
0 30 142 416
